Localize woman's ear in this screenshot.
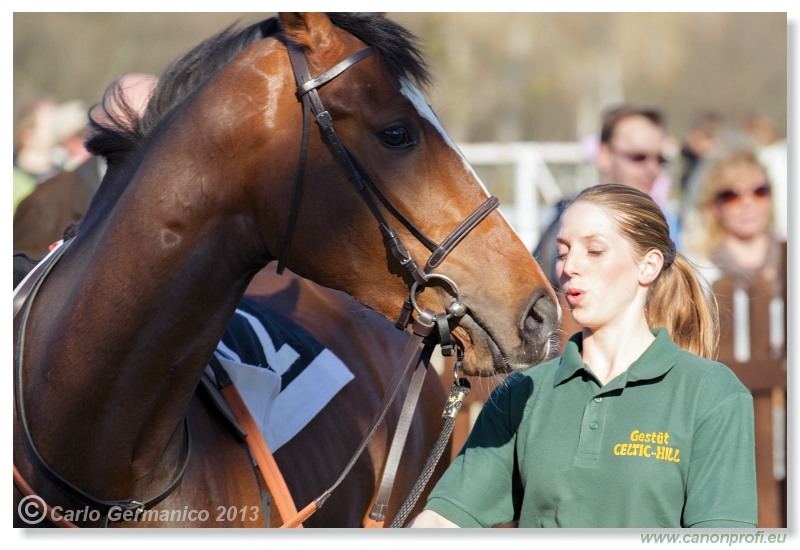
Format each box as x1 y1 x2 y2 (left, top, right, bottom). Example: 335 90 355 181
639 248 664 285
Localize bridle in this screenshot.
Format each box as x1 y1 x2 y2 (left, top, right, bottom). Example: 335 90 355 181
278 38 499 331
276 38 497 528
12 37 499 529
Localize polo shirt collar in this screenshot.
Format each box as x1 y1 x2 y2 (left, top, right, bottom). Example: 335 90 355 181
554 328 680 388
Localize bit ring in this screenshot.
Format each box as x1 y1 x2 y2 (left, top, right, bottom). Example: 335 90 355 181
409 274 465 319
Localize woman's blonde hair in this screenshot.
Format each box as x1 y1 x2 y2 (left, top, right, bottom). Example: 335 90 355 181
567 183 719 359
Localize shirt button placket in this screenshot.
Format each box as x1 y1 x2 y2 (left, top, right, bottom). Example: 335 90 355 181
576 394 609 463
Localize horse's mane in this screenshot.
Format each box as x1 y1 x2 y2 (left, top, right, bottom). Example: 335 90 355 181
85 13 430 166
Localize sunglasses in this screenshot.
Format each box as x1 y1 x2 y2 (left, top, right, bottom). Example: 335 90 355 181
714 184 771 206
611 148 668 165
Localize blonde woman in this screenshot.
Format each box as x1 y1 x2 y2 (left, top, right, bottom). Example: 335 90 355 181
682 148 781 284
410 184 756 528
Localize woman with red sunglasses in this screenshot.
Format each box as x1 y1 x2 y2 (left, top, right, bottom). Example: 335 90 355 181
683 147 786 528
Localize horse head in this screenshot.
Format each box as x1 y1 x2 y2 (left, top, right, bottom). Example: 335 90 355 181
201 13 560 375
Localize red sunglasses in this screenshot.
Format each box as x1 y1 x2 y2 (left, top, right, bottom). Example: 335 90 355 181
714 184 771 206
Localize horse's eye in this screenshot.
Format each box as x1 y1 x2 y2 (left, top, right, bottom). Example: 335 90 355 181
378 126 416 149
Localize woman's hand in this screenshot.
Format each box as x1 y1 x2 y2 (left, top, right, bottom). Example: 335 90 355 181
406 510 460 528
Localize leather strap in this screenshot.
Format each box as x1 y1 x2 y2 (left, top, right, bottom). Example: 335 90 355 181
364 347 431 527
295 48 375 99
280 309 437 528
425 196 499 270
13 465 79 528
207 355 300 527
13 239 71 320
14 238 192 527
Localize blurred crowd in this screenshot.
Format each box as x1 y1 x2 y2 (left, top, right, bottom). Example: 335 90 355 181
11 81 787 528
13 97 92 209
12 73 159 261
13 96 100 260
675 109 787 529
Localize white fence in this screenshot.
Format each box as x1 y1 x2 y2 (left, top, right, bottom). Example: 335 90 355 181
458 141 596 250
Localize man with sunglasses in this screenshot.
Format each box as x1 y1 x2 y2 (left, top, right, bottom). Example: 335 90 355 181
535 104 676 294
595 105 669 198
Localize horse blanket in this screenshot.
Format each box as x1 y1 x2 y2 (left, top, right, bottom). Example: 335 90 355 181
210 297 354 452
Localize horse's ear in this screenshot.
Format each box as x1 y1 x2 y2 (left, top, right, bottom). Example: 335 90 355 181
279 12 335 50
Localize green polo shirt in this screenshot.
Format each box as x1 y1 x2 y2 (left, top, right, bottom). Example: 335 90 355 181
425 328 757 528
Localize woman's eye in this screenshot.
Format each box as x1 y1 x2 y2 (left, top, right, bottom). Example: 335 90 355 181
378 126 415 149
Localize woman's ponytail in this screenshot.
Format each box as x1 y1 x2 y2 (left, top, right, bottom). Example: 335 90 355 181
646 252 719 359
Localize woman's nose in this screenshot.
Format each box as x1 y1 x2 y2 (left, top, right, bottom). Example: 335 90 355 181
558 251 577 277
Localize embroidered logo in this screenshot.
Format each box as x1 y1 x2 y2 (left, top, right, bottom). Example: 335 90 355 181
612 429 681 463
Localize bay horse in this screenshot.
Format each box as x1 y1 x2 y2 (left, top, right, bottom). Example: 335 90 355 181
13 12 559 528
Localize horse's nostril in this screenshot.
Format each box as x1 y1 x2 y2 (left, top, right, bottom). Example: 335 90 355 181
528 303 544 324
523 290 558 341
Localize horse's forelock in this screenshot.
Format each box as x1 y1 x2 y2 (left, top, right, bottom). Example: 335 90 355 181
327 13 431 90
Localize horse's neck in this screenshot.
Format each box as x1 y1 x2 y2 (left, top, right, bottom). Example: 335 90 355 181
18 189 264 498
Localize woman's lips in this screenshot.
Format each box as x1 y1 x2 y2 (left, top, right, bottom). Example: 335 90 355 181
566 288 584 307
